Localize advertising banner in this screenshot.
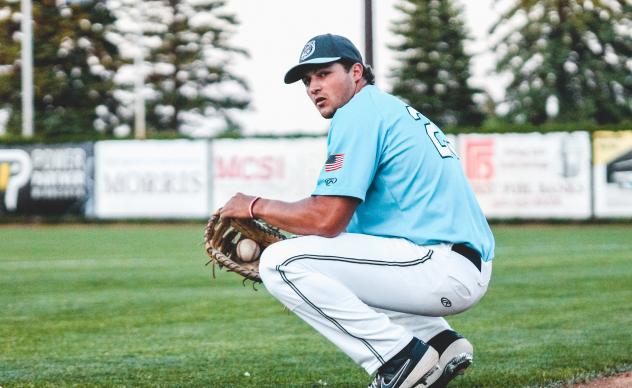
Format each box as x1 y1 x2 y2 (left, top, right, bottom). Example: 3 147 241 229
94 140 210 218
458 132 591 219
0 143 93 216
593 130 632 218
212 138 327 210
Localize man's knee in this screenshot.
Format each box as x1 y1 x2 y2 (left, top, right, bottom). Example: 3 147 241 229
259 238 299 292
259 241 283 284
259 236 314 291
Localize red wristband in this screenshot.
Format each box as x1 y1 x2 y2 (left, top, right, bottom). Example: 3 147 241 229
248 196 261 219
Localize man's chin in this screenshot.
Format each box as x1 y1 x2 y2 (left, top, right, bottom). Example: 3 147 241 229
319 108 335 119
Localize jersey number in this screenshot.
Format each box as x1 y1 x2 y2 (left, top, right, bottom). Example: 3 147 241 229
406 106 458 159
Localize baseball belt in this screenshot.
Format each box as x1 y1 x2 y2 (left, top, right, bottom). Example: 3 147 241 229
451 243 481 272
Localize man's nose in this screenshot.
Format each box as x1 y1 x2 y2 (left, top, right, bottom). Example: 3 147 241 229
309 79 321 95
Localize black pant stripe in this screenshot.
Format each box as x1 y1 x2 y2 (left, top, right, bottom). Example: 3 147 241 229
281 250 433 268
277 268 386 364
274 250 433 366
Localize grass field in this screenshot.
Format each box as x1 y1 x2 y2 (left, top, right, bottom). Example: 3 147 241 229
1 223 631 387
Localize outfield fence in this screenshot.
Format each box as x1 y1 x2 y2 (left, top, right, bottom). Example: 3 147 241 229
1 130 631 219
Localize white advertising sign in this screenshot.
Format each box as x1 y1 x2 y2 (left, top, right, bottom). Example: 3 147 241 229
94 140 210 218
593 130 632 218
458 132 591 219
212 138 327 210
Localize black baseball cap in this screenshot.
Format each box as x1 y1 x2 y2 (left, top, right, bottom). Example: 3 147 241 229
284 34 364 84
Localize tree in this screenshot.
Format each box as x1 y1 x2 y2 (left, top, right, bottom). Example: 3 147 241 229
0 0 121 138
389 0 484 127
491 0 632 125
107 0 250 137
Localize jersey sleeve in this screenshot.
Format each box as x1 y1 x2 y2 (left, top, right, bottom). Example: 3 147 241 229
312 100 382 201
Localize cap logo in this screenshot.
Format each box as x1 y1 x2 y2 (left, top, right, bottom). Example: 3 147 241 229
300 40 316 61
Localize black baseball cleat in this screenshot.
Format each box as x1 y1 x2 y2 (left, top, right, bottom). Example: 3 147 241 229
422 330 474 387
369 337 439 388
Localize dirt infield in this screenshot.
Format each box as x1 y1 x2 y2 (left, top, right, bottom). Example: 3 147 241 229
570 371 632 388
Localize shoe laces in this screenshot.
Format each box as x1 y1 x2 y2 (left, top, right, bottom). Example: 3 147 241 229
369 374 385 388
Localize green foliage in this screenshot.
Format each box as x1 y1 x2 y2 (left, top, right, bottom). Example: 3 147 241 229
0 0 121 138
491 0 632 125
110 0 250 137
389 0 484 127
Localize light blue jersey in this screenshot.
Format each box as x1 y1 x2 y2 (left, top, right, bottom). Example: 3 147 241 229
313 85 495 261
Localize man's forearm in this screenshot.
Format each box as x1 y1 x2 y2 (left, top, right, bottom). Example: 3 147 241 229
253 196 355 237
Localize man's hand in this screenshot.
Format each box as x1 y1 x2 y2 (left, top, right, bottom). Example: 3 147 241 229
219 192 257 219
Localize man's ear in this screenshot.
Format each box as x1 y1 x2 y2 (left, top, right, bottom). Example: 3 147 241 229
352 63 364 82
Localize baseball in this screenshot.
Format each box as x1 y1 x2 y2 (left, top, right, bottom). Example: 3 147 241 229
236 239 261 262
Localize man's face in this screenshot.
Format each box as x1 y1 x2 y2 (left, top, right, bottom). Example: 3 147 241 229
301 62 362 119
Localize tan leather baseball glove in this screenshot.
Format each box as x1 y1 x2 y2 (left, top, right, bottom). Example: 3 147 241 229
204 213 287 283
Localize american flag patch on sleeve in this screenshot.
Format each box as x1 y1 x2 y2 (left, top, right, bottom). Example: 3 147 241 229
325 154 345 172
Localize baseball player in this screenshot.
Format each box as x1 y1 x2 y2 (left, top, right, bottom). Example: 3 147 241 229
219 34 494 388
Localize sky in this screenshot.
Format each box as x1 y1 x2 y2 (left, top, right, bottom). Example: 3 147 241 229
223 0 509 136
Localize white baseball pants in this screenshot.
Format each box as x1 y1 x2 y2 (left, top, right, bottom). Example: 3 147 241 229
259 233 492 374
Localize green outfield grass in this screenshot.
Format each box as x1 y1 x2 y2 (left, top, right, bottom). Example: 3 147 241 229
1 223 631 387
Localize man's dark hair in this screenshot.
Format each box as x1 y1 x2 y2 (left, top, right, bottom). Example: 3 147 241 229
340 59 376 85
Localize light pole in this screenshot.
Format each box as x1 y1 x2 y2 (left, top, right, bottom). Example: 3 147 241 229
364 0 374 67
21 0 34 138
134 49 146 139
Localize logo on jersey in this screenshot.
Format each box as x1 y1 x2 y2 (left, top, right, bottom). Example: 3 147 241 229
317 177 338 187
440 297 452 307
324 154 344 172
300 40 316 61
